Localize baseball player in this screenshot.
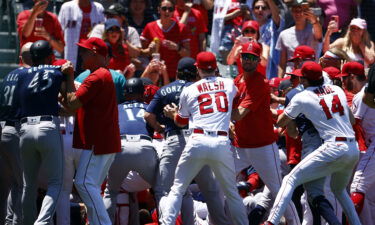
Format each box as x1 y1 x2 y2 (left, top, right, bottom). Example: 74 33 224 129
63 37 121 225
160 52 248 225
13 40 65 225
264 62 361 225
145 57 230 225
0 66 28 224
103 77 158 223
346 63 375 219
231 41 300 225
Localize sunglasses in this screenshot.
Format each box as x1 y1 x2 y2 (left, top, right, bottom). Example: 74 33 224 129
241 53 259 61
161 6 174 12
254 5 268 10
243 29 257 34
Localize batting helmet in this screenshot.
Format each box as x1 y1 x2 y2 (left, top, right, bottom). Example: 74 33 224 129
125 78 144 94
30 40 53 61
177 57 198 82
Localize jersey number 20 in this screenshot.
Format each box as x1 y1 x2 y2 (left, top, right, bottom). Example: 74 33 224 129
198 92 228 115
319 95 344 120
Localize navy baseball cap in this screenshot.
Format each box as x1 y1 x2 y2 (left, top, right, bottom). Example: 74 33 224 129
178 57 197 73
104 3 126 16
105 18 121 31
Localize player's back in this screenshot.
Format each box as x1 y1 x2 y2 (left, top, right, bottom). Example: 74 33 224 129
179 76 237 131
296 84 354 140
16 65 64 117
0 67 27 121
118 100 152 136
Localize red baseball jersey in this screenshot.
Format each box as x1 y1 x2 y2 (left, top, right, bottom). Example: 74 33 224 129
17 10 65 48
108 43 131 72
73 67 121 155
174 8 207 59
233 69 278 148
141 20 190 80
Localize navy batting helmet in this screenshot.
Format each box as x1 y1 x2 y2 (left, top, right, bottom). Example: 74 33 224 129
125 78 144 94
177 57 198 82
30 40 53 61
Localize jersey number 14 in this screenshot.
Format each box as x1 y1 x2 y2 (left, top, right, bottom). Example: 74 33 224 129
319 95 344 120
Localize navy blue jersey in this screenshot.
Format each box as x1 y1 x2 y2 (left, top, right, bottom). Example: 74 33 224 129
15 65 64 117
0 67 28 122
118 101 153 136
146 80 190 133
285 85 315 135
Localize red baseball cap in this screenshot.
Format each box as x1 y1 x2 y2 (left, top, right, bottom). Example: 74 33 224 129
288 45 316 62
241 41 262 57
77 37 109 57
269 77 282 88
301 61 323 81
337 61 365 77
323 66 341 80
285 69 302 77
242 20 259 33
195 51 217 70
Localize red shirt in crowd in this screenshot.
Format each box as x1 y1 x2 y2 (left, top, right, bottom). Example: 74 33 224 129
192 4 209 29
108 43 131 72
174 8 207 59
141 19 190 80
17 10 64 48
225 0 243 27
79 4 92 42
232 68 278 148
73 67 121 155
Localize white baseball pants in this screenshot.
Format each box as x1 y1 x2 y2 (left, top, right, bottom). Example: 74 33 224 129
351 141 375 194
159 134 248 225
267 139 361 225
233 143 301 225
74 150 115 225
56 130 82 225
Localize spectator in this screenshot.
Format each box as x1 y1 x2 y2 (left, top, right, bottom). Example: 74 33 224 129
141 0 190 81
192 0 214 30
319 47 349 69
174 0 208 59
251 0 284 78
90 3 141 49
58 0 105 68
141 60 170 86
125 0 158 35
17 0 64 54
103 19 131 72
276 2 322 77
325 18 375 67
219 0 251 61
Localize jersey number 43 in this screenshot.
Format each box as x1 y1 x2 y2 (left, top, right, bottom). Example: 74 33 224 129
319 95 344 120
198 91 228 115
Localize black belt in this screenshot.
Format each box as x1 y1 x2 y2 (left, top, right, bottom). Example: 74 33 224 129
4 121 16 127
335 137 355 142
121 135 152 142
166 129 191 138
20 115 54 124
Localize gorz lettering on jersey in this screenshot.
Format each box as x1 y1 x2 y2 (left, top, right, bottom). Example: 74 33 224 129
313 86 335 96
160 85 182 96
197 81 224 93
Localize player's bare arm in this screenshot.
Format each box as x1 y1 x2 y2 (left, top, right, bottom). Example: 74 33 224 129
363 92 375 108
276 112 293 128
144 112 165 133
231 106 250 121
61 61 82 111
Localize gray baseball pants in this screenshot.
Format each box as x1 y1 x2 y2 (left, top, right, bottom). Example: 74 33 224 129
19 117 64 225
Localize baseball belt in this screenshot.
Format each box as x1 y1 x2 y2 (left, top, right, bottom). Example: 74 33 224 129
193 129 228 136
20 115 54 125
120 134 152 142
334 137 355 142
166 129 191 138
